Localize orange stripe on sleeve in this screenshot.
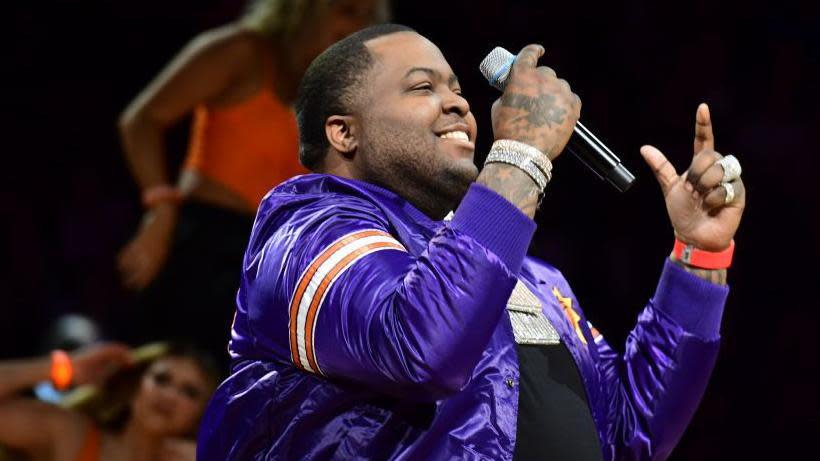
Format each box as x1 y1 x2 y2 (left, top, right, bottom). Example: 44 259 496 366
303 240 405 373
287 230 396 369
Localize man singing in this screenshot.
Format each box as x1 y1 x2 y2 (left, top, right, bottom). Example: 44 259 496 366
198 24 745 460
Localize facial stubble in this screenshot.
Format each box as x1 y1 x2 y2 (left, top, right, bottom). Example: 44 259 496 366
357 114 478 220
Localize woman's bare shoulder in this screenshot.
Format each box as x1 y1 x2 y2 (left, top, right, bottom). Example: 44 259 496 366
188 23 261 63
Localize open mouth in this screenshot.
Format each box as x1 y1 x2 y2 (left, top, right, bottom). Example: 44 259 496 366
438 131 470 142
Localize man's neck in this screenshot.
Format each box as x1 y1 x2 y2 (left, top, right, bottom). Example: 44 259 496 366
401 191 452 220
357 176 456 220
316 165 456 221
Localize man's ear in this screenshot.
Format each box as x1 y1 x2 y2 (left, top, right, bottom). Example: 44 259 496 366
326 115 358 158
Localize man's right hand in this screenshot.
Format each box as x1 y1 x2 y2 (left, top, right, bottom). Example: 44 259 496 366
491 44 581 160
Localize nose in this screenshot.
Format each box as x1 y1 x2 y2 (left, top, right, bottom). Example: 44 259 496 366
157 384 176 402
442 90 470 117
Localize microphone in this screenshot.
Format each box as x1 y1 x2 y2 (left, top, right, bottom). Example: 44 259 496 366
479 47 635 192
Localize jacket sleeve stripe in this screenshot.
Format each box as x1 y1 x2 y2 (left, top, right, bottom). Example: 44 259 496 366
288 229 406 373
587 321 604 343
304 240 405 374
288 229 386 366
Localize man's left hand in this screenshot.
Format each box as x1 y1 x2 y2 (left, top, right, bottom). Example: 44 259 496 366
640 103 746 251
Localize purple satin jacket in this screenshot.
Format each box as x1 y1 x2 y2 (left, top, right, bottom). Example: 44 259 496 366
197 174 729 461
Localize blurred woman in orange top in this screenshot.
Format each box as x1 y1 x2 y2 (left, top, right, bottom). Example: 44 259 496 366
117 0 387 369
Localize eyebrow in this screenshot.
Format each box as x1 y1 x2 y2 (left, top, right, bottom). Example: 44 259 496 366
404 67 460 86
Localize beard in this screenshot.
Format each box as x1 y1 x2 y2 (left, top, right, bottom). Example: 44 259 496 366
356 115 478 219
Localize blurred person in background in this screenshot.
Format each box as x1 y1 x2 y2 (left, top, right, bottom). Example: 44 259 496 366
116 0 388 369
34 314 102 404
0 342 218 461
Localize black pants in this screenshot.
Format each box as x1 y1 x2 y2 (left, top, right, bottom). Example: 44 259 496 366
126 201 253 375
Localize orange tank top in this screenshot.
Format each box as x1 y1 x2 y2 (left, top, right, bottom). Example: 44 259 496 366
74 424 101 461
184 64 306 207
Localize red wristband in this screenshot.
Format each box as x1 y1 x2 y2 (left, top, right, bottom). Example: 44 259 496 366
672 239 735 270
50 350 73 390
141 185 181 208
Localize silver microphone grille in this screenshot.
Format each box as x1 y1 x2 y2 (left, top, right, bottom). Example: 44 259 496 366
479 47 516 91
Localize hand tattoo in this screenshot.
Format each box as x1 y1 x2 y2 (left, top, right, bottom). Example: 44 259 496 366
501 93 567 128
477 164 541 218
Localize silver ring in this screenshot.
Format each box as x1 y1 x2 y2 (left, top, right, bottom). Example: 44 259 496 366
716 155 742 183
722 182 735 204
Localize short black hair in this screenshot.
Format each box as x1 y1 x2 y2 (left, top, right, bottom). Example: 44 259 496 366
295 23 416 170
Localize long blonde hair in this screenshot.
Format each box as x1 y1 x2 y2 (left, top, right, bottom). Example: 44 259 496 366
241 0 391 39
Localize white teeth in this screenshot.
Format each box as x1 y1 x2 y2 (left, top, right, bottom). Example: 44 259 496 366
439 131 469 141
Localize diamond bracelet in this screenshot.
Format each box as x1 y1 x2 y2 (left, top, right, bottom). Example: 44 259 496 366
491 140 553 180
484 150 549 191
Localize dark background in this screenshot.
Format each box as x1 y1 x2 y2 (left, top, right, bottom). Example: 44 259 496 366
3 0 818 458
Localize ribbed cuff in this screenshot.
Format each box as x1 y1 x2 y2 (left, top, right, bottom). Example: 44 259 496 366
450 183 536 274
653 259 730 340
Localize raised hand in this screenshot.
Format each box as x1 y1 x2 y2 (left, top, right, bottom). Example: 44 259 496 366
491 44 581 159
641 103 746 252
70 343 133 386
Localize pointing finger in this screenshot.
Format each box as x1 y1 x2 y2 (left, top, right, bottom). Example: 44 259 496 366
693 103 715 155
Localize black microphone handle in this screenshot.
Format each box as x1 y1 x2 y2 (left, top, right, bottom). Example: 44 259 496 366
566 121 635 192
479 46 636 192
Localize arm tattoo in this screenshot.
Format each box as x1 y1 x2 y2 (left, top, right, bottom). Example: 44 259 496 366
501 93 567 128
476 164 541 218
669 255 728 285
